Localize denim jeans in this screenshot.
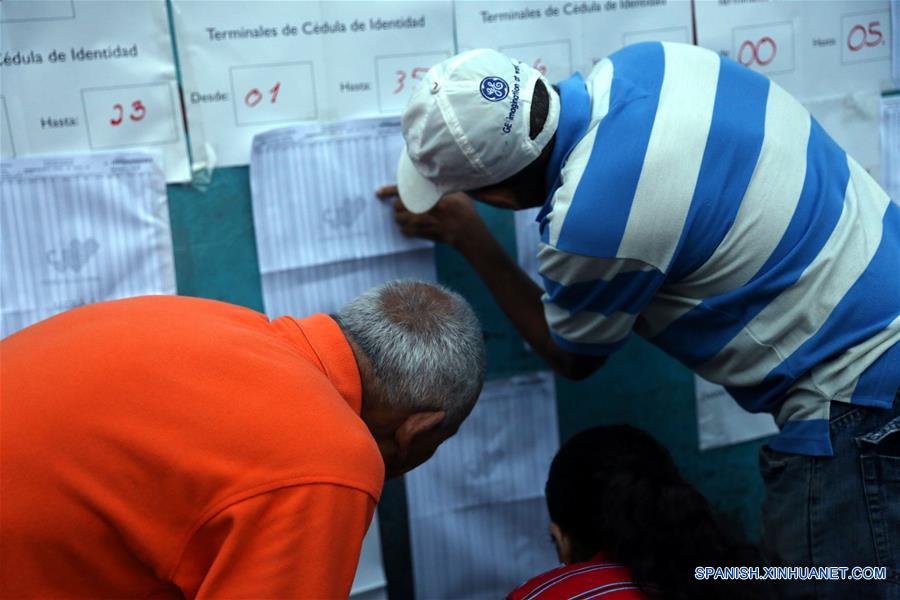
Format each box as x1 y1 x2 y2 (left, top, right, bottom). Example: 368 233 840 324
760 392 900 599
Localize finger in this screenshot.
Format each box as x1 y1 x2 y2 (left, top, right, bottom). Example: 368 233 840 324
399 219 438 235
393 198 409 214
397 212 437 229
397 215 430 233
395 213 417 228
399 224 423 238
376 184 399 199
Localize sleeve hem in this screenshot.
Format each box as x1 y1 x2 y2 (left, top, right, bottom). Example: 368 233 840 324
167 477 380 581
550 331 628 357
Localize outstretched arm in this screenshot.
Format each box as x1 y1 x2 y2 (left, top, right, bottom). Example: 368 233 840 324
378 187 605 380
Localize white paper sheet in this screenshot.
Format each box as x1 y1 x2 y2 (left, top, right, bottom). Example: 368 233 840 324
514 207 543 286
694 1 890 178
351 585 388 600
250 117 443 594
405 371 561 600
694 0 892 100
351 518 387 598
882 94 900 202
805 90 883 178
251 118 430 272
695 376 778 451
261 251 437 319
513 206 543 352
455 0 693 82
0 151 176 338
251 116 436 318
171 0 455 169
0 0 190 182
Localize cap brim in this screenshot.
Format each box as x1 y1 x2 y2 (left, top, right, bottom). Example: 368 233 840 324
397 149 443 214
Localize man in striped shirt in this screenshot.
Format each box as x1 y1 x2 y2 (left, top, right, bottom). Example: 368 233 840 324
379 45 899 595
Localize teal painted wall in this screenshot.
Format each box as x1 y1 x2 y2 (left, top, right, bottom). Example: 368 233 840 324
165 167 767 598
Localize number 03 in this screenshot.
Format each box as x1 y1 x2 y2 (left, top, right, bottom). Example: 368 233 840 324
110 100 146 126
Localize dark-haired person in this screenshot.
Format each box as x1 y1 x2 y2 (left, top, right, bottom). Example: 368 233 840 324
379 44 899 597
507 425 765 600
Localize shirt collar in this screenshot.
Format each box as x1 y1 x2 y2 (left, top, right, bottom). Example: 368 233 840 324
281 313 363 414
537 73 592 225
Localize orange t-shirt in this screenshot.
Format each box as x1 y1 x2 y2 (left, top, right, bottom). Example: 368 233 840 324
0 296 384 599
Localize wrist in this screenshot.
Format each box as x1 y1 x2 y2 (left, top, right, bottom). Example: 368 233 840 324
452 220 492 256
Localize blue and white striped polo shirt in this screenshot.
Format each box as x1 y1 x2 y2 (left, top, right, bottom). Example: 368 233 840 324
535 42 900 456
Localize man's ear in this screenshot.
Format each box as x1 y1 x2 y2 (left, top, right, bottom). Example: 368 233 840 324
394 411 446 458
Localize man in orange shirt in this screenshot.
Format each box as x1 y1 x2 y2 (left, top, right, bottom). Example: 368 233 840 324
0 280 485 599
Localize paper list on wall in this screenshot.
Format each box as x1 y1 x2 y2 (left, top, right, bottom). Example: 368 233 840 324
515 207 543 286
695 0 891 177
405 371 561 600
804 92 883 178
455 0 693 82
172 0 454 169
250 117 435 317
350 523 388 599
0 151 176 338
250 117 437 595
0 0 190 182
514 206 543 352
882 94 900 203
695 376 778 451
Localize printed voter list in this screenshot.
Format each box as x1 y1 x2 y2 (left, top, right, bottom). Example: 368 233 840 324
0 0 190 182
250 116 434 319
0 151 176 338
405 372 561 600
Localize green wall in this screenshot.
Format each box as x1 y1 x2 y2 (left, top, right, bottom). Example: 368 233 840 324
165 166 768 599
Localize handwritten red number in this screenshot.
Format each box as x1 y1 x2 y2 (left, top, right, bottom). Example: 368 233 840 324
394 70 407 94
738 36 777 67
245 84 280 107
111 101 145 126
129 100 146 122
245 88 262 107
848 25 865 50
867 21 884 46
848 21 883 51
110 103 124 126
394 68 429 94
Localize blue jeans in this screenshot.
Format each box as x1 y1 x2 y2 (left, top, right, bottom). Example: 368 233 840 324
760 393 900 599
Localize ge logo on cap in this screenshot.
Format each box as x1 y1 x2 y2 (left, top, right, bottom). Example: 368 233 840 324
480 77 509 102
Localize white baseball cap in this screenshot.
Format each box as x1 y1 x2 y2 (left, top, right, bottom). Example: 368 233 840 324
397 49 560 213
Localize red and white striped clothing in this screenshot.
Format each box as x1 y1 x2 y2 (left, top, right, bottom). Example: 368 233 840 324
507 554 647 600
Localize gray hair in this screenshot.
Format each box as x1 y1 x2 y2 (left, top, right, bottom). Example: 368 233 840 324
337 280 485 429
